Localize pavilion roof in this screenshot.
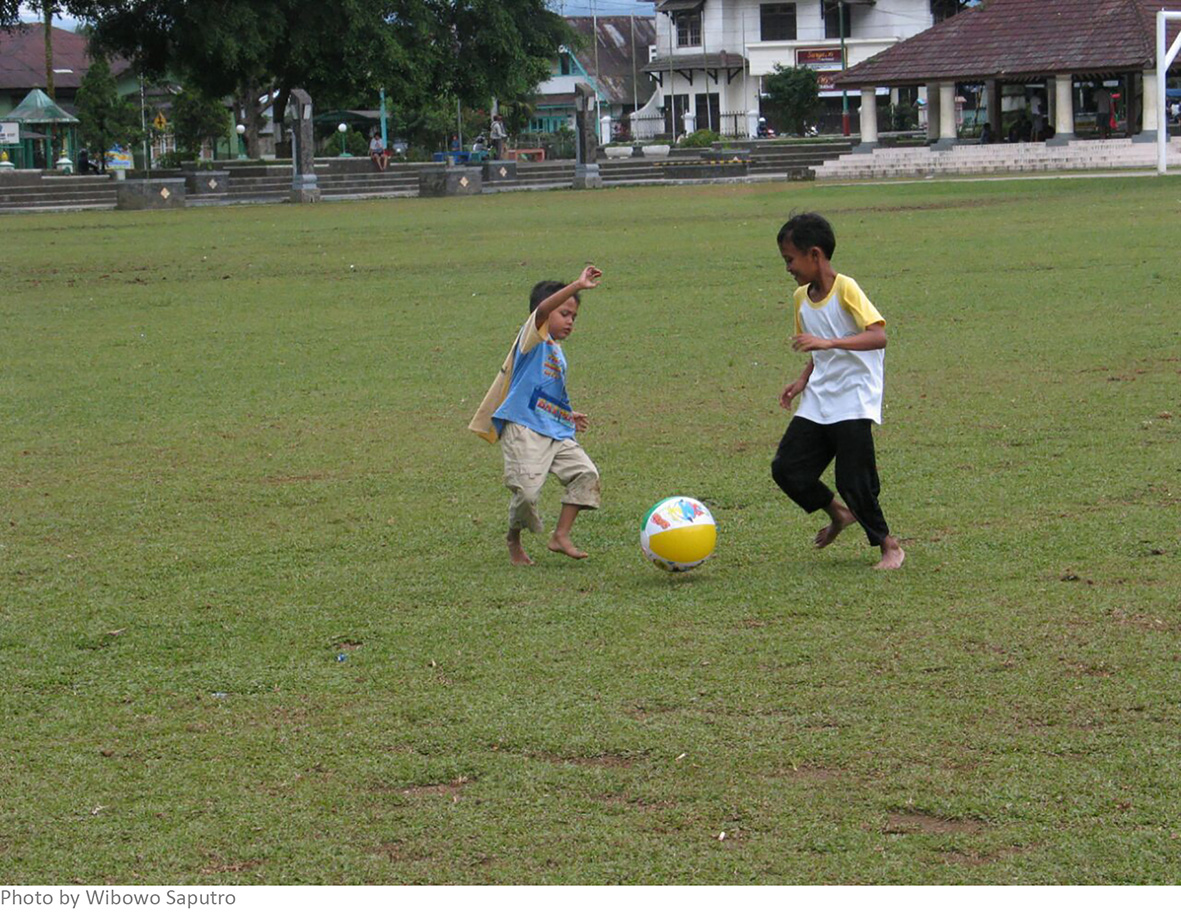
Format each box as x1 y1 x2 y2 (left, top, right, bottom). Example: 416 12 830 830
837 0 1181 88
5 87 79 124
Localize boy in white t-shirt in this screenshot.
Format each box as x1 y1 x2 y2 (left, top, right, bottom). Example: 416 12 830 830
771 213 905 570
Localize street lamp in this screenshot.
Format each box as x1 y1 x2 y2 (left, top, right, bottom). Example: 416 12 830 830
235 123 247 159
337 122 352 157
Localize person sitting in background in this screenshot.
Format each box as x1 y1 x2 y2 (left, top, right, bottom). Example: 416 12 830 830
368 133 388 171
979 122 993 145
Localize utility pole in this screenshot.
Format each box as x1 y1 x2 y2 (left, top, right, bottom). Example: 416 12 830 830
630 9 638 117
380 87 388 147
593 0 601 141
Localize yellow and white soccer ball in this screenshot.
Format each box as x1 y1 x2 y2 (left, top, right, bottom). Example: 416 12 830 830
640 496 717 572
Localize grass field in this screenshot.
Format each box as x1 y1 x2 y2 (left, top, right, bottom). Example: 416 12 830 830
2 177 1180 885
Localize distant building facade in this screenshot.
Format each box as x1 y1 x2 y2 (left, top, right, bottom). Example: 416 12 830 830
636 0 951 135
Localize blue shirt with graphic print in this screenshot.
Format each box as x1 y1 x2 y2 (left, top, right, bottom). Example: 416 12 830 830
492 316 576 441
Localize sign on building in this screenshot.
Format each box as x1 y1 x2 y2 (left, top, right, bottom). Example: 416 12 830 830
0 122 19 144
796 48 844 92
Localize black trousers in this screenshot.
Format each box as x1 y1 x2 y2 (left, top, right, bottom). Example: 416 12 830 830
771 416 891 546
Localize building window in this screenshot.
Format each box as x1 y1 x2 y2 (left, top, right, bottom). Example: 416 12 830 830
824 2 852 40
760 3 797 41
676 11 702 47
559 53 572 76
931 0 964 23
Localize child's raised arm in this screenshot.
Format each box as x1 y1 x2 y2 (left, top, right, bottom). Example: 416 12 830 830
534 265 602 329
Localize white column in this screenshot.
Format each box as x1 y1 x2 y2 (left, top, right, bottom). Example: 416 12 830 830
859 88 878 145
986 80 1001 136
939 82 957 142
1053 73 1075 142
1140 70 1159 141
926 83 941 142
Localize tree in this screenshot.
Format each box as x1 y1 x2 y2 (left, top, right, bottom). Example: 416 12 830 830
170 87 229 157
43 2 56 98
74 53 141 168
74 0 571 144
763 65 821 137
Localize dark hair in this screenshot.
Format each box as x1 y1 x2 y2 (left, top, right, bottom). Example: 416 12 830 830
529 280 579 313
777 212 836 259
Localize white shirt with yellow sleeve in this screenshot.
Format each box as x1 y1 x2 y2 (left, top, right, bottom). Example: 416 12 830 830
793 274 886 425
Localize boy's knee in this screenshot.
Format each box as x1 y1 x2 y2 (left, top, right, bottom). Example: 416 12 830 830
772 456 805 496
564 467 601 509
505 465 545 499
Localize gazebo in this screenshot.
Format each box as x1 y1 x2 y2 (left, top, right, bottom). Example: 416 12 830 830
836 0 1181 151
2 88 80 169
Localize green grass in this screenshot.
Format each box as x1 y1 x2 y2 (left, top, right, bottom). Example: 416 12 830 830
2 178 1180 884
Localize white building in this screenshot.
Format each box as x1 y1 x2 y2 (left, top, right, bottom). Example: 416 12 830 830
635 0 955 136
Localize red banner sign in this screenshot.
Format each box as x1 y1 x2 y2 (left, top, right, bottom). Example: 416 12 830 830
796 47 844 68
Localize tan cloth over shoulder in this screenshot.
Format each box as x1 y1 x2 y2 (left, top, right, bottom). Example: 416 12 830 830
468 315 546 443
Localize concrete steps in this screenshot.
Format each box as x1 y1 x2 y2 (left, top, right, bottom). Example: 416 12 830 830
816 138 1181 179
0 174 118 211
748 141 853 175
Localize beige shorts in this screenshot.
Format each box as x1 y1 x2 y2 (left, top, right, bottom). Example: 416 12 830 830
501 422 600 533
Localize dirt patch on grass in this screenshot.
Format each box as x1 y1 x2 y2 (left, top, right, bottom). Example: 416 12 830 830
1062 658 1115 678
624 703 678 721
262 472 331 484
397 776 472 798
595 793 674 812
883 813 987 836
534 752 634 769
841 198 1017 215
1109 608 1173 632
199 857 264 875
370 841 434 864
940 845 1030 867
773 765 843 782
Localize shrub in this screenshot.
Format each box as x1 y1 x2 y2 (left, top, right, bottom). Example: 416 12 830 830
678 129 722 148
889 101 918 131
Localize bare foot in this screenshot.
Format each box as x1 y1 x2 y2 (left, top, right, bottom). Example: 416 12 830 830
547 533 588 559
507 531 534 566
874 538 905 570
815 503 857 549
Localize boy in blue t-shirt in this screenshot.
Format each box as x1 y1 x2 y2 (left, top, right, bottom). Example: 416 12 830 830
469 265 603 565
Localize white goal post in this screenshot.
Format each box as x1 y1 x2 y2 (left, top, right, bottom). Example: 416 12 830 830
1157 10 1181 174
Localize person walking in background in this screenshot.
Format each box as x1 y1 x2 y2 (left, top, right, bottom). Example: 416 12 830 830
1095 84 1112 139
1030 92 1045 141
491 114 508 159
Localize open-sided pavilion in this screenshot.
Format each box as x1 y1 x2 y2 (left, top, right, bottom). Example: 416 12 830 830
836 0 1181 151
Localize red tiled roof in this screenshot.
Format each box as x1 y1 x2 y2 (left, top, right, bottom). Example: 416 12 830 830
0 24 131 93
837 0 1181 87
